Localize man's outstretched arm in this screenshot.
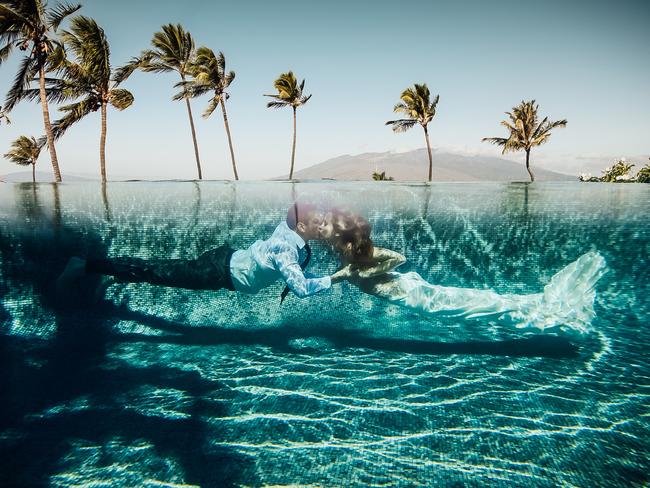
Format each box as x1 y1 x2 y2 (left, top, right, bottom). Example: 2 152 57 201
272 245 331 298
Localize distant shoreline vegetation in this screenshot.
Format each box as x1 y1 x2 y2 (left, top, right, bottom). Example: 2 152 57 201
1 1 645 184
579 158 650 184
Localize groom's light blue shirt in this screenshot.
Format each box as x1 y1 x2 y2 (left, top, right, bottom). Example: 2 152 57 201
229 221 331 297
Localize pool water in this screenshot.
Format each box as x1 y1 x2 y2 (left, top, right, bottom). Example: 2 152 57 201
0 182 648 486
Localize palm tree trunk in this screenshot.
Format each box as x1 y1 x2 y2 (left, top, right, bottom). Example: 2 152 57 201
100 102 107 183
32 163 35 184
101 181 111 222
423 125 433 182
422 184 431 220
52 183 61 230
220 100 238 180
192 181 201 226
290 106 297 180
525 149 534 182
181 74 202 180
39 66 62 182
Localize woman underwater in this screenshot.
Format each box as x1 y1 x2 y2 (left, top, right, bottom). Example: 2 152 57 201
319 210 607 332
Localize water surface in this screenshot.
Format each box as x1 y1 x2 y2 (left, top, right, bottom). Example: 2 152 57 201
0 182 648 486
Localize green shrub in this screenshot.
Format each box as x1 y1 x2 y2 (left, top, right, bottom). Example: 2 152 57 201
636 162 650 183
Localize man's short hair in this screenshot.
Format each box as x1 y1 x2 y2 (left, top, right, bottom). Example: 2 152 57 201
286 202 319 230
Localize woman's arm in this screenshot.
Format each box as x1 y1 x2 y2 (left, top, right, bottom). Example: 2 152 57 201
331 264 353 283
355 247 406 279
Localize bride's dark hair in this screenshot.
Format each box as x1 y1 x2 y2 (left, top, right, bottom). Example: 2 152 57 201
330 209 374 264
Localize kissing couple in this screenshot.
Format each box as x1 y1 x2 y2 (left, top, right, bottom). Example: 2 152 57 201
58 201 607 332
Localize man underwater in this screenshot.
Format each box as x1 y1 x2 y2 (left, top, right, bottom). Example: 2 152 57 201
57 202 341 300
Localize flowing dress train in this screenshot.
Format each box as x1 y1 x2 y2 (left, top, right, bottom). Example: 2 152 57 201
348 250 607 332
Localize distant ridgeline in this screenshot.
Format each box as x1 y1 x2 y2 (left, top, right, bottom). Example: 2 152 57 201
288 149 575 181
0 182 647 343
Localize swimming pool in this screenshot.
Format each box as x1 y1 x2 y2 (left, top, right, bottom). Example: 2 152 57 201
1 181 648 486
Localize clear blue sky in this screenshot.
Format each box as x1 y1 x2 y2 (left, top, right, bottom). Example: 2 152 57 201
1 0 649 179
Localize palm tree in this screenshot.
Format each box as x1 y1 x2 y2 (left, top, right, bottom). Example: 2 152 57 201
0 0 81 182
133 24 203 179
372 171 394 181
386 83 439 182
482 100 567 182
4 135 41 183
265 71 311 180
43 16 134 182
176 47 238 180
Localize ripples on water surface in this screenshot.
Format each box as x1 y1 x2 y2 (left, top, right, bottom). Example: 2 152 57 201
0 182 648 487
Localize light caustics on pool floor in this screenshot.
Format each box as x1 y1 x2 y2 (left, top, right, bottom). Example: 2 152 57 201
0 182 648 486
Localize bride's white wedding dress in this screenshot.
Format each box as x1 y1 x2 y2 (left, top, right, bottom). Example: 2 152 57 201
343 249 607 332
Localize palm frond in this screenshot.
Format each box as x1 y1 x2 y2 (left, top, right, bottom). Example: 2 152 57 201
266 100 289 109
428 94 439 113
108 88 133 110
172 79 211 100
481 136 508 146
141 60 175 73
0 3 33 35
45 41 67 70
46 2 81 31
4 54 37 111
55 58 86 82
0 28 20 54
216 51 226 72
385 118 417 132
202 96 219 118
392 101 408 114
530 116 548 139
0 105 10 124
13 87 39 102
224 69 235 88
547 119 567 130
13 85 71 104
113 59 139 85
136 49 175 73
531 119 567 147
51 97 97 139
33 0 45 23
483 135 522 154
0 42 14 64
193 45 214 66
499 120 517 133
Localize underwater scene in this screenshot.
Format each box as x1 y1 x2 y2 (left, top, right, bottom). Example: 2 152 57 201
0 181 648 487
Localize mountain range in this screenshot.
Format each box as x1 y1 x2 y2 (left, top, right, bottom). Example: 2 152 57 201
286 148 574 181
1 148 575 182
